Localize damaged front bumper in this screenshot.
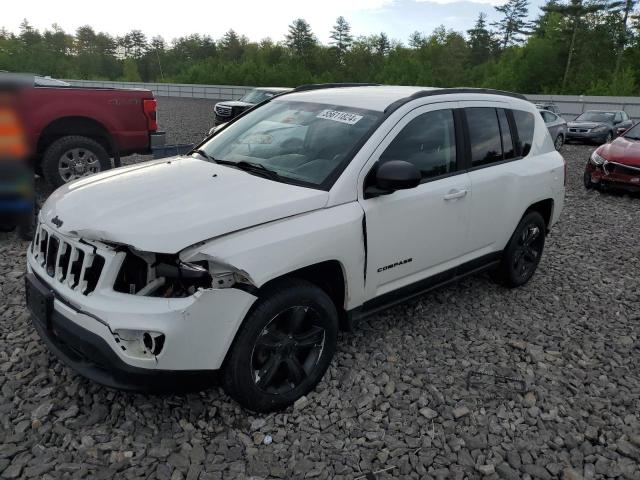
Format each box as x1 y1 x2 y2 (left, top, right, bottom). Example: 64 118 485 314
585 160 640 192
26 234 257 390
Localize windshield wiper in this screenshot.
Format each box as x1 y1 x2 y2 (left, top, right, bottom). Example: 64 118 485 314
190 149 216 162
234 161 282 180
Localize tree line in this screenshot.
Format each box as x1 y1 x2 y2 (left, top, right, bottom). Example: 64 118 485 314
1 0 639 95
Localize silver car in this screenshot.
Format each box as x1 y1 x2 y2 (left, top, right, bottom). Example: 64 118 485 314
539 109 567 150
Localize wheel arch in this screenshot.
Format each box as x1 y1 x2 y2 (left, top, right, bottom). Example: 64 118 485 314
37 116 115 159
524 198 554 232
258 260 349 329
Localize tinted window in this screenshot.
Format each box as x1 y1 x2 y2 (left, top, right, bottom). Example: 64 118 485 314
380 109 456 179
540 111 555 123
622 111 629 121
498 109 515 160
512 110 535 157
466 108 502 167
614 112 622 123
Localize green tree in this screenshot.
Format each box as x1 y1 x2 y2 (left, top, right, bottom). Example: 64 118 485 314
467 13 493 65
609 0 638 76
492 0 532 49
285 18 316 57
122 57 141 81
329 16 353 62
542 0 608 91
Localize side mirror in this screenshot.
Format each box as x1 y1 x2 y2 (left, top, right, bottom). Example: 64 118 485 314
365 160 421 198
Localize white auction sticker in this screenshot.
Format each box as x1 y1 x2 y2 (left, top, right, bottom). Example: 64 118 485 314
316 109 363 125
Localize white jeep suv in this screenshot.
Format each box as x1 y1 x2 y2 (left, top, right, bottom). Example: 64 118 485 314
26 85 565 412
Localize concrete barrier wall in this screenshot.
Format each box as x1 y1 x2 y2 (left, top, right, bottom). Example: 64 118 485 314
63 79 640 120
62 79 255 100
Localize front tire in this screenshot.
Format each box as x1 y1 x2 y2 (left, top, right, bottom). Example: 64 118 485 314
496 211 546 288
583 169 594 189
41 135 111 188
222 279 338 412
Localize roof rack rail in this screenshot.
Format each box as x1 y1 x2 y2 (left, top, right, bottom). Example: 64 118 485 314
385 87 528 113
293 83 381 92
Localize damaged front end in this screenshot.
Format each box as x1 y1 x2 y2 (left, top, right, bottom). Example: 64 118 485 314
28 220 259 372
113 247 256 298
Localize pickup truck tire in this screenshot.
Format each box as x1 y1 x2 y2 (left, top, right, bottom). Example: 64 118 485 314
495 211 546 288
222 279 338 412
42 135 110 188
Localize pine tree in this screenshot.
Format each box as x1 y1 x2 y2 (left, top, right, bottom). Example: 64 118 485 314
609 0 638 76
329 16 353 55
408 31 427 49
492 0 532 49
467 13 492 65
285 18 316 57
542 0 608 90
374 32 391 56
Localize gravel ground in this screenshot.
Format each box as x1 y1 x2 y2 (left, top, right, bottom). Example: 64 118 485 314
1 99 640 480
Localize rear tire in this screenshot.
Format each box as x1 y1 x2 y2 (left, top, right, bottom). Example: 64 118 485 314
495 211 546 288
222 279 338 412
42 135 111 189
554 134 564 150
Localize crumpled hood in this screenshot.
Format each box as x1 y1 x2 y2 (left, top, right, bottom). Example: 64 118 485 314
567 121 610 129
40 157 329 253
216 100 253 108
599 137 640 167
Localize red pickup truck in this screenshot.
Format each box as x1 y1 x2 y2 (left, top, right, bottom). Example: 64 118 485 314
20 80 165 187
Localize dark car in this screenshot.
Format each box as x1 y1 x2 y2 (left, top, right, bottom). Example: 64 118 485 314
538 109 567 150
213 87 291 125
567 110 633 144
584 121 640 192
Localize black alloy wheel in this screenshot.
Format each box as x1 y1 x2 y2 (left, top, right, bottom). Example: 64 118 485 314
495 211 546 288
251 306 326 394
511 222 544 283
222 278 338 412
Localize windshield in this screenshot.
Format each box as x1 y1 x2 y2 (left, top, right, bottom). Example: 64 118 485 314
623 122 640 140
239 89 279 104
575 111 615 123
197 100 381 187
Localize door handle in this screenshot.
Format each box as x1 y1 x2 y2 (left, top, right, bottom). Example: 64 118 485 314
443 189 467 201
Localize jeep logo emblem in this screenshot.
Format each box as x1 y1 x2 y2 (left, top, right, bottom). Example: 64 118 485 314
51 216 63 228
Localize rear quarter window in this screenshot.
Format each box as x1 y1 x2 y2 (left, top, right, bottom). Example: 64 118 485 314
512 110 535 157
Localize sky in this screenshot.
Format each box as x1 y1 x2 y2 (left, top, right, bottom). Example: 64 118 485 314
7 0 547 44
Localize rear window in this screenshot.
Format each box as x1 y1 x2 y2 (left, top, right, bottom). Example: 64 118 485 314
466 107 503 167
512 110 535 157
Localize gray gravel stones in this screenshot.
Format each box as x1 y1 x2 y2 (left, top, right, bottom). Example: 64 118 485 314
1 101 640 479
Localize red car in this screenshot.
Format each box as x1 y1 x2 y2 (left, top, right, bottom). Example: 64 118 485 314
584 121 640 192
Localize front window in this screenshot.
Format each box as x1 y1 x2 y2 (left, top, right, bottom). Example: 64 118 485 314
576 111 615 123
239 89 279 104
198 100 381 187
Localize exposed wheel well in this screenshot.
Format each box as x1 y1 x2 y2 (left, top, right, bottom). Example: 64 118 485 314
37 117 114 159
525 199 553 232
261 260 348 327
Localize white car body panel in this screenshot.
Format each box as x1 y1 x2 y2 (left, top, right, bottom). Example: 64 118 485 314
27 87 566 376
40 157 329 253
182 202 366 309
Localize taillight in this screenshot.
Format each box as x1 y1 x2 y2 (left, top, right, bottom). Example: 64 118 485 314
143 99 157 132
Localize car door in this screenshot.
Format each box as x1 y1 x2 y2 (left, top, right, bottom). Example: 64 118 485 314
461 104 524 257
358 104 471 301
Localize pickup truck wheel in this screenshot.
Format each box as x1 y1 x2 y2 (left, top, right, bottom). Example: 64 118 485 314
42 135 110 188
222 279 338 412
496 211 546 288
